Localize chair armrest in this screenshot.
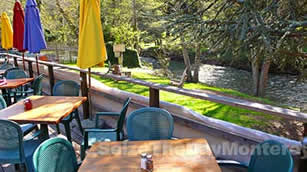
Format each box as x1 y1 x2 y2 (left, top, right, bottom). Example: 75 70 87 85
96 112 120 117
217 160 248 168
84 128 116 133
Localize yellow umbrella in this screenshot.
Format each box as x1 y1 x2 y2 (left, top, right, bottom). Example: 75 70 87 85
1 12 13 50
77 0 107 69
77 0 108 117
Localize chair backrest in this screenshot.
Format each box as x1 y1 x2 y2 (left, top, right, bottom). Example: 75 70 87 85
4 68 27 79
52 80 80 96
33 137 78 172
116 98 131 132
248 140 293 172
127 107 174 141
32 74 45 95
0 95 7 110
0 63 13 70
0 120 24 163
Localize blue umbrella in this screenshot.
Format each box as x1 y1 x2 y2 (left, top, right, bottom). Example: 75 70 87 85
23 0 47 75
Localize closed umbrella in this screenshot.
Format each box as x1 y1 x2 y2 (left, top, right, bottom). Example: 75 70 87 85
24 0 47 75
77 0 107 117
13 0 26 70
1 12 13 62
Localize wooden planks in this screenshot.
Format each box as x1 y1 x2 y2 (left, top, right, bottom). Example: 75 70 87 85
0 96 87 124
79 138 221 172
0 78 34 89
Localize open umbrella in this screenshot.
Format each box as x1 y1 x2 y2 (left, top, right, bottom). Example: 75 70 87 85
13 0 26 70
24 0 47 75
1 12 13 62
77 0 107 117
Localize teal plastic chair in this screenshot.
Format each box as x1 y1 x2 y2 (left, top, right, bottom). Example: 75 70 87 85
0 95 39 137
4 67 28 79
126 107 174 141
80 97 131 160
0 120 41 172
53 80 83 142
0 61 13 70
218 140 293 172
33 137 79 172
3 68 28 103
16 74 45 97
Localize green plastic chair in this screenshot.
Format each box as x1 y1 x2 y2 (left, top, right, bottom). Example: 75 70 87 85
80 97 131 160
0 120 41 172
126 107 174 141
218 140 293 172
4 67 28 79
3 68 28 103
0 95 39 137
33 137 79 172
53 80 83 142
0 61 13 70
16 74 45 97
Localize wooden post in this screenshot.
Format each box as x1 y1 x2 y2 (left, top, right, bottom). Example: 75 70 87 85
13 57 18 67
80 71 90 119
28 61 34 78
48 66 55 95
149 88 160 107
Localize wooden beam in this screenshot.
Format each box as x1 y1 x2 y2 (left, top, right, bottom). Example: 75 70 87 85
80 71 90 119
28 61 33 78
149 88 159 107
48 66 55 95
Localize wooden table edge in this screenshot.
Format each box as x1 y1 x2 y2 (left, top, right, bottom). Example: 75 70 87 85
8 96 87 125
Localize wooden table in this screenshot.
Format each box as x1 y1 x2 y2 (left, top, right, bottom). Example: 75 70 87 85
0 78 34 105
79 138 221 172
0 96 87 140
0 78 34 89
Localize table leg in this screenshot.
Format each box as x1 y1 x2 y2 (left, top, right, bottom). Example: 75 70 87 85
39 124 50 141
1 88 11 105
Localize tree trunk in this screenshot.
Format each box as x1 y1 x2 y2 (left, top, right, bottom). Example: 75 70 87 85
180 37 193 82
192 43 201 83
132 0 138 50
251 57 260 96
258 57 271 97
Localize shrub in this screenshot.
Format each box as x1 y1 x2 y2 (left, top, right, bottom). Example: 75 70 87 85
106 43 141 68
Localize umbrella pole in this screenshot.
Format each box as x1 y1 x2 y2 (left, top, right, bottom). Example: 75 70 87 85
36 54 40 75
22 52 26 70
88 68 92 118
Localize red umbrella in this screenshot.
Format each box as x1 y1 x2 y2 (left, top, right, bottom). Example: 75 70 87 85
13 1 26 70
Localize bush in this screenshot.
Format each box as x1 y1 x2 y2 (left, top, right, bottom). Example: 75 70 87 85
106 43 141 68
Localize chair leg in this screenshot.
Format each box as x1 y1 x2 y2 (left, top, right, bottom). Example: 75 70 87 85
56 124 61 134
80 144 86 161
63 122 72 142
74 111 84 135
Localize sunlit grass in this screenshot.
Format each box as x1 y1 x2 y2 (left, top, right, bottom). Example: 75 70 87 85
90 71 279 129
66 63 281 130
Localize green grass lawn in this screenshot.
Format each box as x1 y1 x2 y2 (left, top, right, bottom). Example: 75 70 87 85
67 64 283 133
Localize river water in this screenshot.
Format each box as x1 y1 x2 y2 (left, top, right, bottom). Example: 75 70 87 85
198 64 307 109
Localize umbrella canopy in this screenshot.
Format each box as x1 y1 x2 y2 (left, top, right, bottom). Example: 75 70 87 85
77 0 107 69
1 12 13 50
23 0 47 53
13 1 25 52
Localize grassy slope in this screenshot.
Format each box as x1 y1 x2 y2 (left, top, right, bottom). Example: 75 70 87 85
88 70 279 130
66 64 283 132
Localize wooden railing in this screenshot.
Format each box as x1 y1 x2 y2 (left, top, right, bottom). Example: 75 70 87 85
2 52 307 124
2 51 307 171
